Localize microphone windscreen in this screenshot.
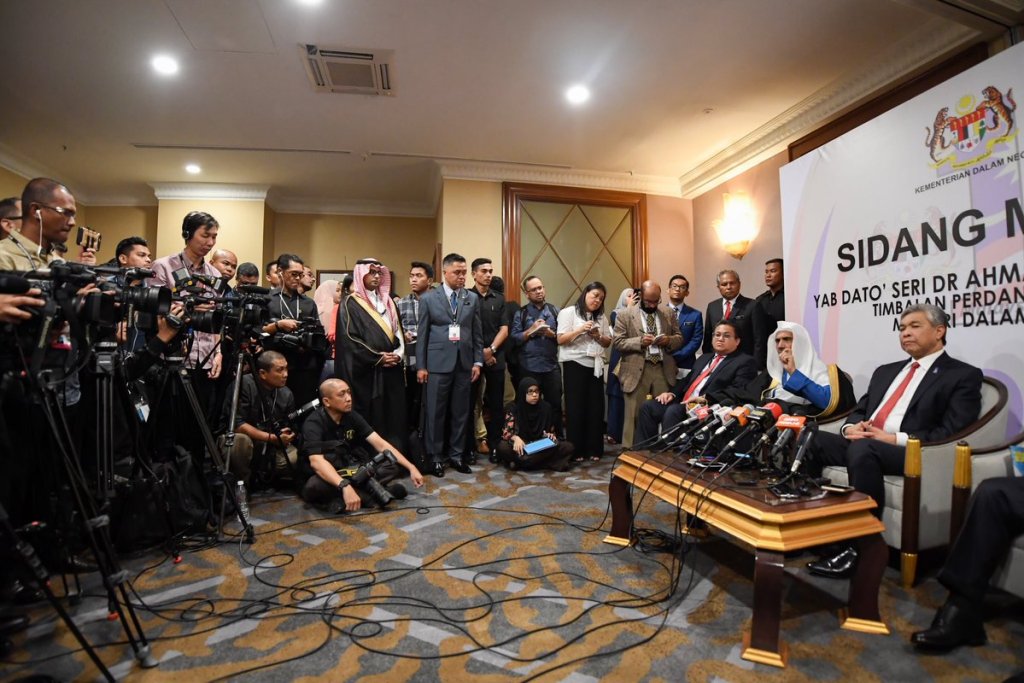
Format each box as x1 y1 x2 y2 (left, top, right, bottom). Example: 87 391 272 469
0 274 32 294
761 402 784 420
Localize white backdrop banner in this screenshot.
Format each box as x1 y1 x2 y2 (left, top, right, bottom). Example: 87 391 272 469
781 42 1024 436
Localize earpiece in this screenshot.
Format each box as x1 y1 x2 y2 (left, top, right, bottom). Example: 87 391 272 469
35 210 42 222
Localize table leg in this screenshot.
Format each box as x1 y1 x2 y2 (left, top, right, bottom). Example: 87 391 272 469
742 548 788 668
840 532 890 634
603 475 633 546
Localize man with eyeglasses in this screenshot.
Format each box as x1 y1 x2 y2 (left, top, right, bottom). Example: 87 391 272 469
634 320 758 445
265 253 322 405
0 178 95 270
666 274 703 379
0 198 21 238
510 275 563 435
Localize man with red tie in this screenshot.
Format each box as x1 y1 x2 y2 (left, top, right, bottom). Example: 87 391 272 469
702 269 755 357
807 303 983 578
634 320 758 445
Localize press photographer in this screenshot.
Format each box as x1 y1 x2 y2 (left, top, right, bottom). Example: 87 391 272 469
218 350 299 490
299 378 423 512
265 253 325 405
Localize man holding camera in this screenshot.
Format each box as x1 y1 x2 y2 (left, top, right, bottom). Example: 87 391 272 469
265 253 323 406
219 350 296 490
300 378 423 511
0 178 96 270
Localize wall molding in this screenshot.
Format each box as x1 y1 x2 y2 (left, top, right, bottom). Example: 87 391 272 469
149 182 270 201
678 19 980 198
268 196 437 218
440 161 681 198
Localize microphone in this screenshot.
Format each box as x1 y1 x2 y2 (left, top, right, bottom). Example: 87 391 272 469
691 405 731 439
666 403 717 446
769 414 807 460
789 421 818 473
714 404 754 437
721 402 783 454
659 403 708 443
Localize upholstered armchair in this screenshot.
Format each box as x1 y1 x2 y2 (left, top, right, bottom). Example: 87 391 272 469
821 376 1009 587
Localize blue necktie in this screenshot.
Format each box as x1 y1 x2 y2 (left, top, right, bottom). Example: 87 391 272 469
450 291 458 314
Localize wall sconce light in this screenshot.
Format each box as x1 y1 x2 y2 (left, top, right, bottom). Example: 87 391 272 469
712 192 759 260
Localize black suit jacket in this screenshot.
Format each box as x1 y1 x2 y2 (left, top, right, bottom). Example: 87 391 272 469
846 351 983 442
702 295 755 356
670 351 758 405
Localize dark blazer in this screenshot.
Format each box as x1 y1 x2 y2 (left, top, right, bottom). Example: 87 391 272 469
416 285 483 373
670 303 703 371
670 350 758 405
702 294 755 356
845 351 983 442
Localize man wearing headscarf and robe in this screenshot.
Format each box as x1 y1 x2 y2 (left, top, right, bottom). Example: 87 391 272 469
720 320 853 417
335 258 407 452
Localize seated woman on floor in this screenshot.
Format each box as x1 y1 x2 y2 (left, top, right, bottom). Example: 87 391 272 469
494 377 574 471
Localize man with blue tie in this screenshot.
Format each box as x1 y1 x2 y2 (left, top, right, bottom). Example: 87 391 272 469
666 274 703 379
417 253 483 477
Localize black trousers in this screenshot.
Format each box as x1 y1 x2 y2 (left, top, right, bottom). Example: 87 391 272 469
634 399 689 447
562 361 605 459
517 367 563 437
494 440 574 471
300 461 403 506
939 477 1024 603
478 364 506 449
810 431 906 516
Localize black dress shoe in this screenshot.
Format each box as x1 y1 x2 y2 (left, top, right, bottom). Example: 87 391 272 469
449 459 472 474
428 462 446 478
11 580 45 605
0 614 29 637
911 599 987 652
55 555 99 574
807 546 858 579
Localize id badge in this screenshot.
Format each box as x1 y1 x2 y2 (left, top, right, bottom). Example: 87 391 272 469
448 324 461 342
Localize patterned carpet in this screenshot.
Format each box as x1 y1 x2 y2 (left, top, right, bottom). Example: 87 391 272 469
2 458 1022 682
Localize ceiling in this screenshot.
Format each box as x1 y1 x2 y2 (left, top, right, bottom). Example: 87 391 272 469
0 0 1021 216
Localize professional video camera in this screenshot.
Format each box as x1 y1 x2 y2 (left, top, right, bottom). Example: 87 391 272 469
339 450 404 508
268 315 328 354
223 284 271 337
167 267 229 333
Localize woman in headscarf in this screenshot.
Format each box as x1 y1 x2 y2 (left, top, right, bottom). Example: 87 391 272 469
494 377 574 471
557 282 611 462
604 287 637 444
313 280 341 381
335 258 407 451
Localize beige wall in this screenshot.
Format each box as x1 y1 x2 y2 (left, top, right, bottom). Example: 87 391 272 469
691 150 787 307
646 194 694 291
262 204 276 275
271 213 435 293
438 179 503 273
79 205 158 264
0 166 26 200
156 198 265 276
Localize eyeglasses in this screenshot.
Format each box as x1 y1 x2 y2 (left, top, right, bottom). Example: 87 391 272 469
525 388 541 395
39 204 76 221
367 267 383 275
712 332 735 339
669 283 689 290
1 215 20 221
284 270 304 278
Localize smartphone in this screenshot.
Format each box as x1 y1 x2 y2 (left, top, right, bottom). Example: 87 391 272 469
632 287 642 299
76 226 102 252
821 484 855 494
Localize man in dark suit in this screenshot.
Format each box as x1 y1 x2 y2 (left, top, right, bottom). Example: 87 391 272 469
417 252 483 477
751 258 785 371
702 269 755 357
911 476 1024 652
635 320 758 444
807 303 983 578
666 274 703 377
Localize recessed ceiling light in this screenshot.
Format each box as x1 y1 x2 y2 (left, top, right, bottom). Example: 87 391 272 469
185 163 201 174
151 54 179 76
565 84 590 106
295 0 323 5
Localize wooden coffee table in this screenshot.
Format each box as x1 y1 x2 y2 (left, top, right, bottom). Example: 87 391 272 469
604 450 888 668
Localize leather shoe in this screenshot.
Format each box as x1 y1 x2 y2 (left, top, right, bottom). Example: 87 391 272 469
0 614 29 637
807 547 858 579
449 459 472 474
10 580 45 605
428 462 446 478
476 439 490 455
54 554 99 575
911 599 986 652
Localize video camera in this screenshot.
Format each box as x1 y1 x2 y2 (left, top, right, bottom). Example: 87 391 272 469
223 284 271 338
268 315 327 354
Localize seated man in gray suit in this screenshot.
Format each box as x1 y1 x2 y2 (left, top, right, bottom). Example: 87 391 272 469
417 252 483 477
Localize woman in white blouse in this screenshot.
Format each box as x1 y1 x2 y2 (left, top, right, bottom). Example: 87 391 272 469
557 282 612 462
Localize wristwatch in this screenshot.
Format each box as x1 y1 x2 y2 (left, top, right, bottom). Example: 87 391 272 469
337 479 351 492
489 345 497 354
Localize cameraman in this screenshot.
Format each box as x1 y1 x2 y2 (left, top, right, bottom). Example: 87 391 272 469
0 178 96 270
219 350 296 489
300 379 423 511
265 253 323 405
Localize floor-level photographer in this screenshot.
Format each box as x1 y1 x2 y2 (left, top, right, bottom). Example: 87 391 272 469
299 378 423 512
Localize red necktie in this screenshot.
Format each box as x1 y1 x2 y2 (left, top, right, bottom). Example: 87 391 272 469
684 355 723 402
870 361 920 430
724 299 733 319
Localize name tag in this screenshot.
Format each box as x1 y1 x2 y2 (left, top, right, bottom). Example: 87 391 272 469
448 324 461 342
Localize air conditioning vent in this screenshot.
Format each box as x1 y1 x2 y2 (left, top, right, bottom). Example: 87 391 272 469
301 44 395 96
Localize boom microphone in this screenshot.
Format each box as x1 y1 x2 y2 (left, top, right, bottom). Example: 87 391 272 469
769 414 807 460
